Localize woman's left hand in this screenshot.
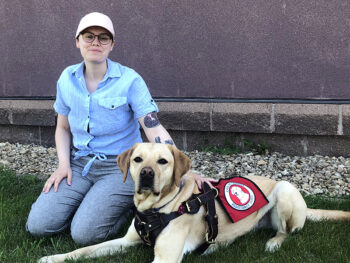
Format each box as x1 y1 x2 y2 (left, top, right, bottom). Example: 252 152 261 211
189 170 218 190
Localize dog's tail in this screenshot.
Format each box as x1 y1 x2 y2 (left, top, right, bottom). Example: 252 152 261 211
306 208 350 221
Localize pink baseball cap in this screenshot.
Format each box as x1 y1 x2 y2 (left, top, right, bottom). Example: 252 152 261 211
75 12 115 38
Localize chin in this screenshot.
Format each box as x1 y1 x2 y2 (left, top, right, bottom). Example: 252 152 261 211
86 57 107 64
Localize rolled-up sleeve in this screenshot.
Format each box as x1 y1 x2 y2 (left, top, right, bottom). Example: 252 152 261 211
53 82 70 116
128 74 158 119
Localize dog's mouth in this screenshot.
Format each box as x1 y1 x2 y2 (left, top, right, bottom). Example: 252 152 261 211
137 166 160 196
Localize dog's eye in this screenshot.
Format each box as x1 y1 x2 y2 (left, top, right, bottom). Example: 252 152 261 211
134 157 143 163
157 158 168 165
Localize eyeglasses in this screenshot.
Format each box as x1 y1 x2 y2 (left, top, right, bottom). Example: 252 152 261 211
80 32 112 45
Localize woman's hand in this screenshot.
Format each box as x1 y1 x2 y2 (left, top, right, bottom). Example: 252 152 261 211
190 170 218 190
43 165 72 193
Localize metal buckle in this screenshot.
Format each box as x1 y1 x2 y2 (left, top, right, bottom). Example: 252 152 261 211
196 196 203 205
186 201 191 212
143 231 152 246
213 188 219 198
205 232 216 244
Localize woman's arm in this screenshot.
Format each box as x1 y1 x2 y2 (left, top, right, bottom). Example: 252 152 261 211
138 112 174 145
138 112 217 189
42 114 72 193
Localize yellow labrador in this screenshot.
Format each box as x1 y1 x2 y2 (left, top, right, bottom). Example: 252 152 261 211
39 143 350 263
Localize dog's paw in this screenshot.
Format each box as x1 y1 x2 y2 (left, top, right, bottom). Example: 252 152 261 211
38 256 52 263
265 239 281 252
38 255 62 263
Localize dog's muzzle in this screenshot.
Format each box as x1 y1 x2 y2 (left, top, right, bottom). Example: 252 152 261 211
138 166 155 193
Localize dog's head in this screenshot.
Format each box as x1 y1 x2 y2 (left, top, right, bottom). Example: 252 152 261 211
117 143 191 210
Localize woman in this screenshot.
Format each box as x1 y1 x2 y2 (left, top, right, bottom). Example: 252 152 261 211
26 12 216 245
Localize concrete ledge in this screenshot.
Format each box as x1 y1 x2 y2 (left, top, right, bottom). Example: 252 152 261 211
342 105 350 135
211 103 272 133
0 124 55 146
157 102 211 131
0 99 349 156
0 100 55 126
275 104 339 135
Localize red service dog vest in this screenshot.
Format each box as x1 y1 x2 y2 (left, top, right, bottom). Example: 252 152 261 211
214 177 269 223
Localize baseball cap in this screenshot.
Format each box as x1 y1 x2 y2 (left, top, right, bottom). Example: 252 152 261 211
75 12 115 38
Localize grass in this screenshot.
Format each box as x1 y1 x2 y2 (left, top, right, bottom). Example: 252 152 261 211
0 166 349 263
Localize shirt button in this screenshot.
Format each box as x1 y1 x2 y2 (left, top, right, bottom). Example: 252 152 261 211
111 105 115 108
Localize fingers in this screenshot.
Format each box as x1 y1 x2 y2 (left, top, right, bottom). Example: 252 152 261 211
197 177 219 189
196 178 203 190
42 168 71 193
204 180 214 188
53 177 62 192
201 178 218 188
206 178 219 188
43 178 54 193
67 169 72 186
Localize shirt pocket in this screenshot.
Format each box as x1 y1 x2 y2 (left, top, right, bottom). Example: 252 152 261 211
98 97 127 110
96 97 130 134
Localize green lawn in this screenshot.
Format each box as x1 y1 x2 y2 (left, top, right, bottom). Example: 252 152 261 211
0 166 349 263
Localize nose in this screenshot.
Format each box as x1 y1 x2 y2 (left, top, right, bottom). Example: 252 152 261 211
140 167 154 179
91 36 100 45
139 166 155 191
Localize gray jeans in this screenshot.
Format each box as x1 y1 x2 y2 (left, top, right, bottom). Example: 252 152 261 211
26 151 135 245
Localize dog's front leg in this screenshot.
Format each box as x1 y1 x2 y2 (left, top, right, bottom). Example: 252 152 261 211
39 221 141 263
152 223 190 263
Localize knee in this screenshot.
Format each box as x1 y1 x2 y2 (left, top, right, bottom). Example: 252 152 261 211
26 208 68 237
26 211 51 237
71 223 100 245
70 217 127 245
26 213 46 237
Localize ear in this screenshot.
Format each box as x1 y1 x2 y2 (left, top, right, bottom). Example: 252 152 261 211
76 38 80 49
110 40 116 51
117 143 139 182
169 145 191 187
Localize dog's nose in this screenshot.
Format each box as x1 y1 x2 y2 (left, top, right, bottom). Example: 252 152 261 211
140 167 154 178
139 167 155 192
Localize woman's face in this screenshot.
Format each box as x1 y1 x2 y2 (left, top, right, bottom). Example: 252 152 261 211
76 26 115 64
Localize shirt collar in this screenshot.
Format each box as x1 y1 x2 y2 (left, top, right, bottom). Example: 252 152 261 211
72 59 122 80
106 58 122 78
72 61 85 79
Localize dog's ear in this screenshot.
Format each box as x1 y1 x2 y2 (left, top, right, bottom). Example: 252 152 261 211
117 144 138 182
169 145 191 187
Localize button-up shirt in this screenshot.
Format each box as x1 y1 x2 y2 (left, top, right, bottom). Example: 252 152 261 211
54 59 158 175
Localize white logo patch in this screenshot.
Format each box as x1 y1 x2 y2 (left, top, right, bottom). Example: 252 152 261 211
224 182 255 211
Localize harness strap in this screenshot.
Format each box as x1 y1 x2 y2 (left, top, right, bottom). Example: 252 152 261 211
134 183 219 254
194 182 219 254
135 210 181 247
183 186 218 214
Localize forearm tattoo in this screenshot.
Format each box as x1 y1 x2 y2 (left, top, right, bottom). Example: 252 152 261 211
144 112 160 128
165 139 174 145
154 137 174 145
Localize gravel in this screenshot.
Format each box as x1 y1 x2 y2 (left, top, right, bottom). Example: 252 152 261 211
0 142 349 197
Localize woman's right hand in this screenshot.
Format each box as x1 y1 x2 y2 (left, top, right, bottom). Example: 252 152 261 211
43 165 72 193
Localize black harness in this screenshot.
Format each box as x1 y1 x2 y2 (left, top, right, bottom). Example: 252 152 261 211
134 183 219 254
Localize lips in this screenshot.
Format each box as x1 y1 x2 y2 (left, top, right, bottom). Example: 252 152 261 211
88 49 102 52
